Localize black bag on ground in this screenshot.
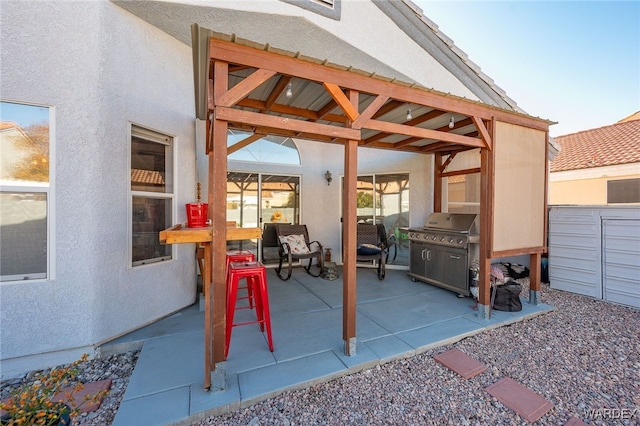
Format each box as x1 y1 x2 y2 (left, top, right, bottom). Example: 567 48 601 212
491 282 522 312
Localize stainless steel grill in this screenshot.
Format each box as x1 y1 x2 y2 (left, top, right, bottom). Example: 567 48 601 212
408 213 479 296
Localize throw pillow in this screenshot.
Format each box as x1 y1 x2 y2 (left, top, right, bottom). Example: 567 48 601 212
279 234 310 254
357 243 381 255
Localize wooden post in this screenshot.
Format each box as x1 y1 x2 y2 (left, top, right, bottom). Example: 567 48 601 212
478 120 495 319
434 152 442 213
342 90 358 356
529 252 542 304
204 59 229 390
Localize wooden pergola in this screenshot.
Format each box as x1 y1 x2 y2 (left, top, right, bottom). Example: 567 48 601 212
199 35 551 389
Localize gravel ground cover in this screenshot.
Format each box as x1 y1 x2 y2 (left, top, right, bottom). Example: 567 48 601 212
3 281 638 425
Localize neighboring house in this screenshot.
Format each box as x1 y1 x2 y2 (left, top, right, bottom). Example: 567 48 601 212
0 0 551 376
549 113 640 205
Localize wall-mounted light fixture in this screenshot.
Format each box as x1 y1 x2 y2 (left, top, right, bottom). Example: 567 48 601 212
285 82 293 99
325 170 333 186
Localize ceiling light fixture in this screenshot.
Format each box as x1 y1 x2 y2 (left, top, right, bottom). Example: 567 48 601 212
406 106 413 121
449 115 455 129
285 82 293 99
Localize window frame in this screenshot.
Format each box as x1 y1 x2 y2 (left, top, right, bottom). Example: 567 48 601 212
128 123 175 268
0 100 55 283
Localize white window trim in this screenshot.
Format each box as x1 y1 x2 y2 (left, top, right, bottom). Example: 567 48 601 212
0 102 55 283
127 122 176 269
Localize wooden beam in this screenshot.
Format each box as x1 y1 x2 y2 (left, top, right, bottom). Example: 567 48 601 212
372 99 405 119
420 141 455 153
434 152 443 213
265 75 292 112
209 39 551 130
323 82 359 122
472 116 493 150
365 119 485 148
441 167 481 178
227 132 263 155
351 95 389 129
314 99 338 120
364 109 446 146
440 153 457 173
216 68 276 107
215 107 360 141
238 98 320 120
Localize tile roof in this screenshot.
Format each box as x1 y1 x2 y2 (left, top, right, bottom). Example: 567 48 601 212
131 168 165 186
550 118 640 172
0 121 19 130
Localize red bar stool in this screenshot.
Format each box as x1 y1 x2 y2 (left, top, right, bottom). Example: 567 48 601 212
226 250 255 308
225 261 274 359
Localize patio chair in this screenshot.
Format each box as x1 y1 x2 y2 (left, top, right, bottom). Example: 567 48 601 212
261 222 285 264
378 223 397 264
275 224 324 280
356 224 386 280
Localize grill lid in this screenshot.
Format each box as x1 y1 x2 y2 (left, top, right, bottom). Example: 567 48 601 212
424 212 478 234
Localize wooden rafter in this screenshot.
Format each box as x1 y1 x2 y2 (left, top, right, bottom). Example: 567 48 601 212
216 68 276 107
265 75 292 112
364 109 446 146
472 116 492 149
215 107 360 140
351 95 389 129
323 82 359 122
441 167 481 177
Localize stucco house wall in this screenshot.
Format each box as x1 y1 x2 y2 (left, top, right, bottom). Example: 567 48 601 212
549 163 640 205
1 1 198 376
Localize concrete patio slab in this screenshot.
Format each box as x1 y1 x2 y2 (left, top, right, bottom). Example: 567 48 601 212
101 268 555 425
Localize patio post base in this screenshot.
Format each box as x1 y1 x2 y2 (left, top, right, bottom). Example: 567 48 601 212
529 290 541 305
210 361 227 392
477 303 490 320
344 337 357 356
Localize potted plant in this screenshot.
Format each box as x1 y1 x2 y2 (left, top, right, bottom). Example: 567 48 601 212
0 354 108 425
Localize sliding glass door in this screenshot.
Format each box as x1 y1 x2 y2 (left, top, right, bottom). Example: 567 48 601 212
226 172 300 262
348 173 410 266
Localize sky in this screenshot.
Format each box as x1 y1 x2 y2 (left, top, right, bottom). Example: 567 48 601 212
412 0 640 137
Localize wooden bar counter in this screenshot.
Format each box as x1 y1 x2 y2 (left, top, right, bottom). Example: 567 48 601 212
159 223 262 244
159 223 262 390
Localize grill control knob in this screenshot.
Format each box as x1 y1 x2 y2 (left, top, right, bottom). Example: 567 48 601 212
432 236 437 241
458 238 464 244
448 237 454 243
440 236 445 241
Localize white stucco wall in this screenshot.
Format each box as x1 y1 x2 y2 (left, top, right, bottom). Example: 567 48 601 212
1 1 197 376
114 0 478 100
1 0 464 377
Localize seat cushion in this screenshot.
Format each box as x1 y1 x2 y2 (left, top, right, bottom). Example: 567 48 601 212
279 234 310 254
357 243 381 255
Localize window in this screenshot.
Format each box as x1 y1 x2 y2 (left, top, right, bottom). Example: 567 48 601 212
227 130 300 165
0 101 51 282
226 171 300 262
607 178 640 204
445 149 481 213
345 173 410 266
130 125 174 266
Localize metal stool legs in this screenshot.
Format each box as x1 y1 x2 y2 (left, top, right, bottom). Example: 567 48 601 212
225 261 274 359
